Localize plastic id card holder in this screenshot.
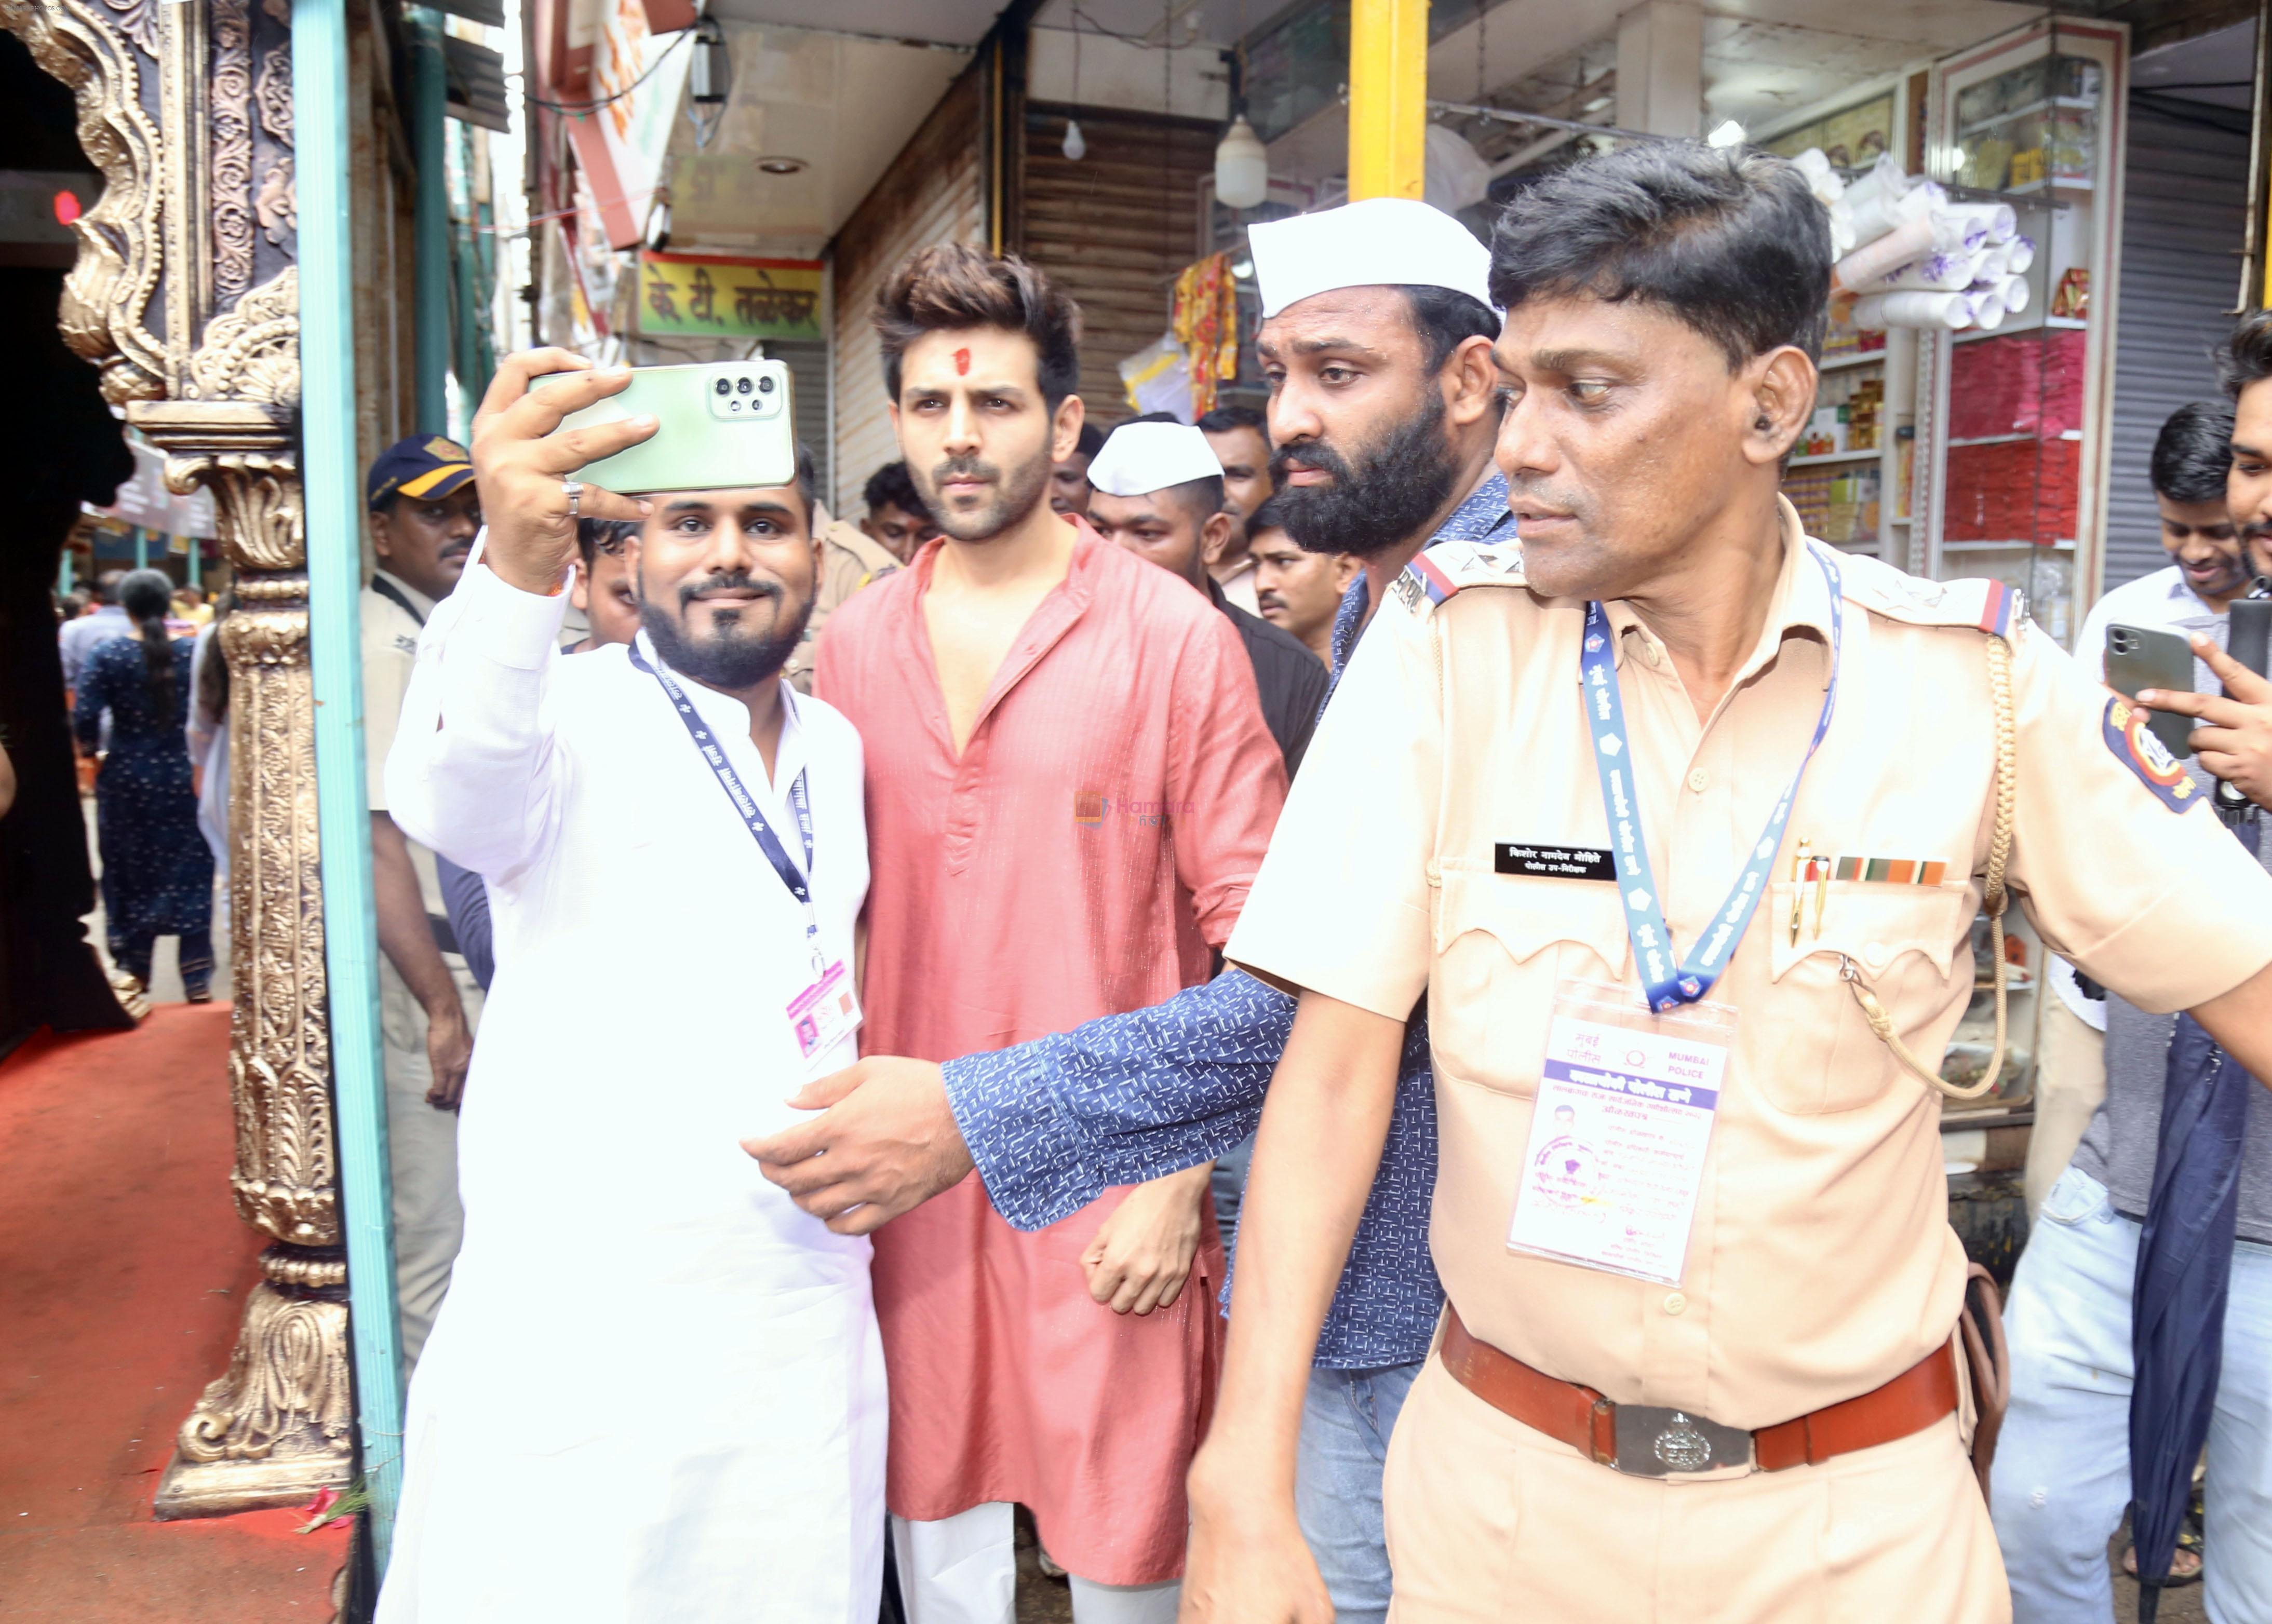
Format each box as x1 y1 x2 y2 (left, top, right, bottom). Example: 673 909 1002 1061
787 958 861 1070
1507 980 1736 1288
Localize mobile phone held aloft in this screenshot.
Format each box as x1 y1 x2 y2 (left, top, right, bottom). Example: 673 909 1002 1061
2104 621 2197 759
539 361 797 497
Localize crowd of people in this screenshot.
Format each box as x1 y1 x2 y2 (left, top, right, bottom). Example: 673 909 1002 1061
55 138 2272 1624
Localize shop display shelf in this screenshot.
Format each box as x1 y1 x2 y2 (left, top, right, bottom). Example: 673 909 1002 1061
1947 430 2081 448
1956 94 2100 138
2001 175 2094 195
1789 447 1881 467
1819 349 1888 373
1941 538 2076 551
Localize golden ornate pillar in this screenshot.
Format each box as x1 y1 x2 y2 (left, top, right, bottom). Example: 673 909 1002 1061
0 0 358 1517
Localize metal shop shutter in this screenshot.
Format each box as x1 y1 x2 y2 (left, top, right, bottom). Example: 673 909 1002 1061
2103 98 2250 596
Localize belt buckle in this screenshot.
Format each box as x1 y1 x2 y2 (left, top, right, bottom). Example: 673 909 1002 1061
1607 1403 1754 1477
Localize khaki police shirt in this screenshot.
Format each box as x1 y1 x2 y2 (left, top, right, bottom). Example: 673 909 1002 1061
786 519 900 695
1226 497 2272 1429
362 571 447 916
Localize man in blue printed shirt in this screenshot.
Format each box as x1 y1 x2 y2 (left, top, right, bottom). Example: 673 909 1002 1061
749 198 1513 1624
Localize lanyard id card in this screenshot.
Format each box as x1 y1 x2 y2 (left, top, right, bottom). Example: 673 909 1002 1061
787 958 862 1071
1507 980 1736 1287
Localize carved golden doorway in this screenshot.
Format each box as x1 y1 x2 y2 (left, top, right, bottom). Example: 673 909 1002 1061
0 0 417 1533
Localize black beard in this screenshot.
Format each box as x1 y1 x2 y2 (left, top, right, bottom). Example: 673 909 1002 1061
638 573 811 689
1270 392 1460 560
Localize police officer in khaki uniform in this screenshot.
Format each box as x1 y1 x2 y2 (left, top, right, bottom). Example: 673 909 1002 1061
782 504 898 694
362 434 487 1372
1182 143 2272 1623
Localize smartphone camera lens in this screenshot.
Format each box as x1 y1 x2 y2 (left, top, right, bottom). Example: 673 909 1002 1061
736 376 754 395
714 378 731 397
759 375 776 394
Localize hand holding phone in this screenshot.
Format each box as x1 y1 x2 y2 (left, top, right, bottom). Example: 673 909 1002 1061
470 349 656 595
2105 622 2197 758
541 360 798 497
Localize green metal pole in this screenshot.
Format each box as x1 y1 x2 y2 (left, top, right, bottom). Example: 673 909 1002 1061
58 550 72 594
187 537 201 589
133 525 147 569
297 0 405 1568
411 6 451 431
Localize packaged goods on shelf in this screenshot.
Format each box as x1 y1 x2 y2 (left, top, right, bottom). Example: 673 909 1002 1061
1943 436 2079 543
1948 331 2085 439
1785 464 1881 545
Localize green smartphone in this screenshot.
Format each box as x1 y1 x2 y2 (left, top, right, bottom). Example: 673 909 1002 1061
2104 622 2196 757
539 360 797 497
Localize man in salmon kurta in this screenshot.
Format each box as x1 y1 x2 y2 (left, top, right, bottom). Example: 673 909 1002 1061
815 244 1286 1622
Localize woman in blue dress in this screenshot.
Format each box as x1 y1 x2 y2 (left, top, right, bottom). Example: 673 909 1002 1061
73 568 214 1003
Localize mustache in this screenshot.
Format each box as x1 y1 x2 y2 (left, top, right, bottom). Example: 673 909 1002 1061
677 571 783 610
1270 440 1350 485
932 455 1000 487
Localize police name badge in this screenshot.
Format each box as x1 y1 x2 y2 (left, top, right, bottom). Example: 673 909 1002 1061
1507 981 1735 1287
786 958 862 1070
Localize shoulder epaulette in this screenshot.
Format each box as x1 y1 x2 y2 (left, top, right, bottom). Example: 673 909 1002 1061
1388 536 1526 614
1837 549 2024 639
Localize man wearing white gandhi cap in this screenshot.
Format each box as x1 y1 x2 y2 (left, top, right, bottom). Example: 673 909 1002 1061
742 197 1512 1624
1086 417 1328 778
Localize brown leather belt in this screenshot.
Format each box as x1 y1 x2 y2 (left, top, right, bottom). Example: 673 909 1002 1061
1440 1307 1959 1477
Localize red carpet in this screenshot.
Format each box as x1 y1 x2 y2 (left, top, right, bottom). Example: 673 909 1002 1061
1 1006 349 1620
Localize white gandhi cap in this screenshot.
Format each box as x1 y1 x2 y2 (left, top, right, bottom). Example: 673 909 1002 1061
1247 198 1498 320
1086 420 1225 497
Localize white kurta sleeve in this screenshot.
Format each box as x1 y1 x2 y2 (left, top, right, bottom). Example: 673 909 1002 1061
384 550 571 880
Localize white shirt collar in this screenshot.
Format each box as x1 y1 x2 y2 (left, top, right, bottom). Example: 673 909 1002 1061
631 627 806 796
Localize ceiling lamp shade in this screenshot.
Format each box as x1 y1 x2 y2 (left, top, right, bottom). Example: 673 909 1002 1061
1214 115 1269 210
1062 119 1086 161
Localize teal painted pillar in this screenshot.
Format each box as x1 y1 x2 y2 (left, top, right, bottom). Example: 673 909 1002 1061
411 6 451 431
187 538 201 588
133 526 147 568
58 550 73 593
296 0 405 1568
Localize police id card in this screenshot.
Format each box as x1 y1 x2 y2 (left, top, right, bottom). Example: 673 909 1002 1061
1507 981 1735 1287
787 958 862 1071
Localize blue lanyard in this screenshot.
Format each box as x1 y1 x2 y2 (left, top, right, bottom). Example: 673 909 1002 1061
1582 544 1843 1013
629 642 822 970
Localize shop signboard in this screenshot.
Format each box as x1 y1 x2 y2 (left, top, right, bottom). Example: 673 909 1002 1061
636 251 823 342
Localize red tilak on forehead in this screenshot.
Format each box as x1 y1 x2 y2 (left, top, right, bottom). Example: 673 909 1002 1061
953 347 971 375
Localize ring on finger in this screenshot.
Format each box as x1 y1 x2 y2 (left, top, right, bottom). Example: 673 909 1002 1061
563 478 583 519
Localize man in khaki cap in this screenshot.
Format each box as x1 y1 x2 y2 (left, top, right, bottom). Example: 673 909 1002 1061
1182 142 2272 1622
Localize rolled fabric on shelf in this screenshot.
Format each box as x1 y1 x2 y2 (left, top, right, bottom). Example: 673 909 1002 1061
1969 286 2008 330
1852 290 1973 331
1835 214 1937 290
1851 248 1983 294
2004 236 2036 274
1793 147 1847 205
1999 273 2031 314
1942 200 2018 245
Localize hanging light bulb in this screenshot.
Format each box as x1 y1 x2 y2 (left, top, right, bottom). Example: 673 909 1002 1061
1707 119 1745 148
1062 118 1086 161
1214 115 1268 210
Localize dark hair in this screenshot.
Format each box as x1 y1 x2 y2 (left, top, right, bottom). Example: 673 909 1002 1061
2151 401 2236 505
197 591 235 732
576 516 640 567
862 459 933 523
94 568 125 606
1196 404 1266 436
1400 286 1502 372
1073 422 1106 459
1488 142 1832 367
119 567 178 715
1247 494 1287 534
2217 309 2272 402
874 244 1083 408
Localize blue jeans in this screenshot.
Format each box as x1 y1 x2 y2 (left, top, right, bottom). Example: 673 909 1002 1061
1296 1361 1421 1624
1992 1167 2272 1623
